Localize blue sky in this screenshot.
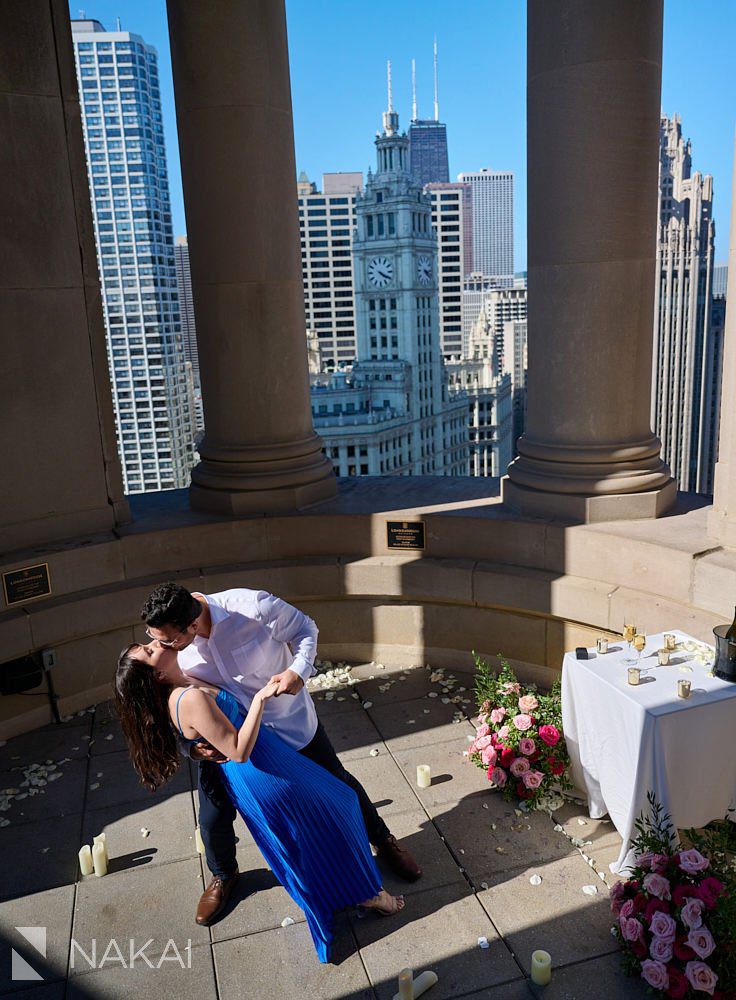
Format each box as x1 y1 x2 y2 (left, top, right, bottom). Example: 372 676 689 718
70 1 735 269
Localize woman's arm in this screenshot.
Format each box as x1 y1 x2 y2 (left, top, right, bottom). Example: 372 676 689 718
177 684 279 763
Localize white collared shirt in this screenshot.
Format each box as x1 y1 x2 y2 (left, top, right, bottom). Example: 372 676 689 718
177 589 319 749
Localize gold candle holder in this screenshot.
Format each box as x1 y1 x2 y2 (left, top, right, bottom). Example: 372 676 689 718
628 667 641 685
664 633 677 651
657 649 670 666
677 679 691 699
596 637 608 654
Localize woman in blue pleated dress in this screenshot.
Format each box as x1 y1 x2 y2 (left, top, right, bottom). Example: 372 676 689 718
114 640 404 963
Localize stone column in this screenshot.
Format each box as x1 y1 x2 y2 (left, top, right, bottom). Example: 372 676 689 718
166 0 336 514
0 1 128 553
708 137 736 546
503 0 676 522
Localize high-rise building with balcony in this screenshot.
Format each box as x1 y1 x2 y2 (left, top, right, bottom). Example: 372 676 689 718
173 235 203 433
298 172 361 368
462 279 527 368
458 168 514 281
652 113 718 495
427 182 471 360
71 19 194 494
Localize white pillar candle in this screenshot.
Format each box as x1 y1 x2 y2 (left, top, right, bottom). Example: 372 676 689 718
416 765 431 788
78 845 94 876
530 949 552 986
93 833 108 865
92 841 107 877
410 971 438 998
195 826 205 855
398 967 413 1000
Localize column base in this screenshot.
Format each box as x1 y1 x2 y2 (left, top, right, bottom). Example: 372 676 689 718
707 508 736 549
502 475 677 524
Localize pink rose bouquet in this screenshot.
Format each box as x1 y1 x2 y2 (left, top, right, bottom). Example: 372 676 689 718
610 793 733 999
467 653 571 808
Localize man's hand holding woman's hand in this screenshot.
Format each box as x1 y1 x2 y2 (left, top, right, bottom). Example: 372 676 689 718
268 668 305 696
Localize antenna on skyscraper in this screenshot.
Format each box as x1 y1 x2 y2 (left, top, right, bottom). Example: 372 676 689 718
433 37 439 121
116 16 121 30
387 59 393 113
411 58 417 121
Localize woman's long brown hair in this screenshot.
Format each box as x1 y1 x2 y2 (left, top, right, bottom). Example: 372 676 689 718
114 645 181 791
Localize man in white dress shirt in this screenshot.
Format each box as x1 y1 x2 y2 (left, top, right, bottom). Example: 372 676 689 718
141 582 421 926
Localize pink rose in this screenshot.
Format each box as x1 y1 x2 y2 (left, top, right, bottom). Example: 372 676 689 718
512 713 533 731
619 898 636 921
518 737 536 756
490 707 506 724
609 881 626 916
489 766 507 787
636 851 655 870
501 682 520 695
649 935 673 963
509 757 531 776
643 873 671 900
686 926 716 960
648 910 676 941
497 725 510 741
476 734 493 750
640 959 669 992
649 853 671 874
538 725 560 746
522 770 544 790
518 694 538 713
678 849 710 874
680 897 705 930
476 723 490 738
685 961 718 996
620 915 644 943
481 746 498 768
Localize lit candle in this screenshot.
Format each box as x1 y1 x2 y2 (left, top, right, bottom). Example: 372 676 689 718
657 649 670 666
398 967 413 1000
664 633 677 650
628 667 641 686
93 833 108 866
92 841 107 877
531 950 552 986
78 845 94 876
596 637 608 654
416 765 432 788
195 826 205 855
677 679 691 699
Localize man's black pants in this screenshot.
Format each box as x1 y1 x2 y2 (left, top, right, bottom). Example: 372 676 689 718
197 721 390 878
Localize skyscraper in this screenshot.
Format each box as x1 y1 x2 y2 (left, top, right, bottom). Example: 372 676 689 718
458 169 514 280
71 19 194 494
174 236 203 433
408 45 450 188
652 113 718 495
427 182 471 359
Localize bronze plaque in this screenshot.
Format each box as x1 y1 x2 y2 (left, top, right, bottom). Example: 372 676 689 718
3 563 52 606
386 521 425 550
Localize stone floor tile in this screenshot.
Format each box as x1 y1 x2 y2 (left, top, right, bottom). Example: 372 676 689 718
213 917 372 1000
393 742 488 809
356 666 475 711
1 759 89 828
0 813 82 900
0 984 67 1000
66 943 216 999
71 857 210 973
82 750 190 810
366 699 474 753
0 885 75 994
318 705 384 761
311 686 363 716
89 701 127 757
374 808 467 898
527 952 648 999
477 853 620 974
433 797 576 884
459 982 533 1000
343 752 422 818
81 792 197 875
351 882 521 1000
0 715 93 775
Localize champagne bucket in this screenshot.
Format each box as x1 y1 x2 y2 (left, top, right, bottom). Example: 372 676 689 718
713 625 736 682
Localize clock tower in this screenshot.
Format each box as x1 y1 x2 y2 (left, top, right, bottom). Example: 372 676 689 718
352 64 453 473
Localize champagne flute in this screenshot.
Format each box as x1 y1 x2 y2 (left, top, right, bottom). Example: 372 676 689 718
634 632 647 670
623 622 637 664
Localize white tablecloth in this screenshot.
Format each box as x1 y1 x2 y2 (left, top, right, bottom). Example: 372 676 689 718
561 630 736 874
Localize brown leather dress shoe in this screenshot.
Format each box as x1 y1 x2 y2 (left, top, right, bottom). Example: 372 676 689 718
195 872 239 926
376 835 422 881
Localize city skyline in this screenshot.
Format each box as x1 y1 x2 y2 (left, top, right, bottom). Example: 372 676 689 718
68 1 736 270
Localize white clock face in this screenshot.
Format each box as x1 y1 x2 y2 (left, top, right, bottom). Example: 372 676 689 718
417 254 432 286
367 256 393 288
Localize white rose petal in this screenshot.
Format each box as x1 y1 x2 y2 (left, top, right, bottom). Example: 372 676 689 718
280 917 296 927
477 936 490 949
529 874 543 886
582 884 598 895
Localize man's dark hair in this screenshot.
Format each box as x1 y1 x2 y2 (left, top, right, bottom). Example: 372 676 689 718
141 582 201 630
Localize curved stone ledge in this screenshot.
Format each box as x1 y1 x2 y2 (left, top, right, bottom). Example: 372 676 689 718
0 480 733 738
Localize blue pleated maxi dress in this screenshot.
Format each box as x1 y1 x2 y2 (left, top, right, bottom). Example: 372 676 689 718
178 687 382 962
